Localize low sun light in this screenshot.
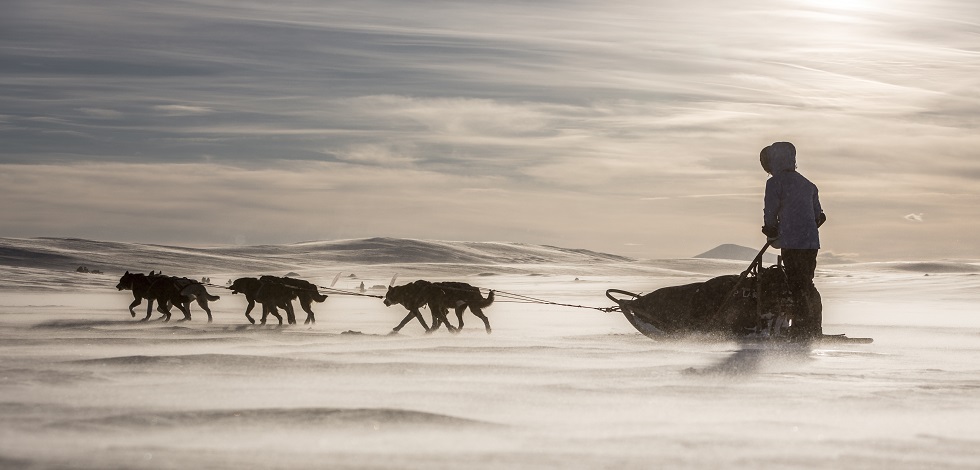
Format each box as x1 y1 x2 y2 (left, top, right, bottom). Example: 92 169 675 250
800 0 877 11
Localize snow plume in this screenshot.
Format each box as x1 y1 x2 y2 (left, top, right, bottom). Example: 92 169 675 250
905 213 925 223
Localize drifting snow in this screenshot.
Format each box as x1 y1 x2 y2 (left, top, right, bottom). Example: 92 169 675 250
0 237 979 469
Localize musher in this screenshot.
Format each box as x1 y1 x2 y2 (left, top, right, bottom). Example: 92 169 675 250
760 142 827 340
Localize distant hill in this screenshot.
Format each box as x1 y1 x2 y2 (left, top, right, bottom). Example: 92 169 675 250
694 244 778 264
0 237 635 276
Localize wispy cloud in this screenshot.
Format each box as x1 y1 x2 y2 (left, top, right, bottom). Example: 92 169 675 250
1 0 978 260
78 108 123 119
152 105 215 116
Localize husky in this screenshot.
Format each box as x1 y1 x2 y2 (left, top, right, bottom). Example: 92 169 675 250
428 282 495 334
230 276 324 325
230 277 291 325
383 280 457 334
383 280 494 334
116 271 168 320
115 271 193 322
169 277 220 323
260 276 328 324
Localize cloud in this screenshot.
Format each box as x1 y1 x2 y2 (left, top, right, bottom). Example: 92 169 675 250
331 143 417 166
152 105 215 116
78 108 123 119
1 0 979 260
905 213 925 222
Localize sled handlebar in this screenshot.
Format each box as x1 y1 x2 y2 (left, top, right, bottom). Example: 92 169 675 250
606 289 639 306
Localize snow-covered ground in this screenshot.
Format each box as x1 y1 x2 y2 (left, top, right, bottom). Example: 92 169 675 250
1 237 978 469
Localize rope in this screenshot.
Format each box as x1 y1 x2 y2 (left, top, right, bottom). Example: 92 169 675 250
493 289 616 312
191 279 608 309
406 283 614 312
204 282 233 290
202 279 381 299
315 285 383 299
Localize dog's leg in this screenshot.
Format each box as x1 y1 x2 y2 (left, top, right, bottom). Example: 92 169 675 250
392 311 417 333
431 306 457 333
413 308 433 333
455 305 467 331
244 298 256 324
268 306 283 325
142 299 154 322
197 297 213 323
173 299 191 322
284 301 297 325
429 309 442 332
301 298 315 325
259 304 269 325
470 307 492 334
128 297 141 318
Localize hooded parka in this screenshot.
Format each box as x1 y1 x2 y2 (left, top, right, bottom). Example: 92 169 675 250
762 142 823 250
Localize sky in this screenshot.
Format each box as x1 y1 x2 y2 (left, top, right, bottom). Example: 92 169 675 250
1 0 978 261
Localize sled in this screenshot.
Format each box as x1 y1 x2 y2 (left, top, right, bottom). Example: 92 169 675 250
605 243 873 344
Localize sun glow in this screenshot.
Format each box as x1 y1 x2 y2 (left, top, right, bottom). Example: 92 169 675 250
800 0 879 11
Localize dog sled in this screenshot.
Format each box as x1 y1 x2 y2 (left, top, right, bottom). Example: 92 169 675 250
605 243 872 344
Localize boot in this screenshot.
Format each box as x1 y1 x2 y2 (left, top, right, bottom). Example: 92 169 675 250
790 290 822 341
790 317 822 341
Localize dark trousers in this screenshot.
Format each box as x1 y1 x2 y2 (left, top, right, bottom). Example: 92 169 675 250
781 249 821 336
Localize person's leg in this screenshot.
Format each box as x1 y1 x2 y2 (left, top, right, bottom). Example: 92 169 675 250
782 249 821 338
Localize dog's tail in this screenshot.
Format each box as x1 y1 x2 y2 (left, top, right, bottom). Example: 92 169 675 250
312 292 328 303
207 294 220 301
477 290 495 308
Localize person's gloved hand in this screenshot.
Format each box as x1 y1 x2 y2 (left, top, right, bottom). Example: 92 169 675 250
761 225 780 248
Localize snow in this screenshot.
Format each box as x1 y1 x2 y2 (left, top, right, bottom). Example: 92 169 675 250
1 237 979 469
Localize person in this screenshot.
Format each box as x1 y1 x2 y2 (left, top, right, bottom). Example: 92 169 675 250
760 142 826 339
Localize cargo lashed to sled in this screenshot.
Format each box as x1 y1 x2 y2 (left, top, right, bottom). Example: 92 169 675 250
606 243 872 344
607 268 812 339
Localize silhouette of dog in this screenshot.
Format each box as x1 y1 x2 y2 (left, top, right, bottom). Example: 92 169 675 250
116 271 169 319
170 277 220 323
230 277 293 325
383 280 459 334
230 276 325 325
115 271 192 322
428 281 495 334
260 276 328 324
383 281 494 334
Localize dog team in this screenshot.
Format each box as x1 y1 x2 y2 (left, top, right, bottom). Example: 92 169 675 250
115 272 495 334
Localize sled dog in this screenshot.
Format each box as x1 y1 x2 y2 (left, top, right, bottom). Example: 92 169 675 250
383 280 494 334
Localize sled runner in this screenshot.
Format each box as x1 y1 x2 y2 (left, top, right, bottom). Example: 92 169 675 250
606 243 872 344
